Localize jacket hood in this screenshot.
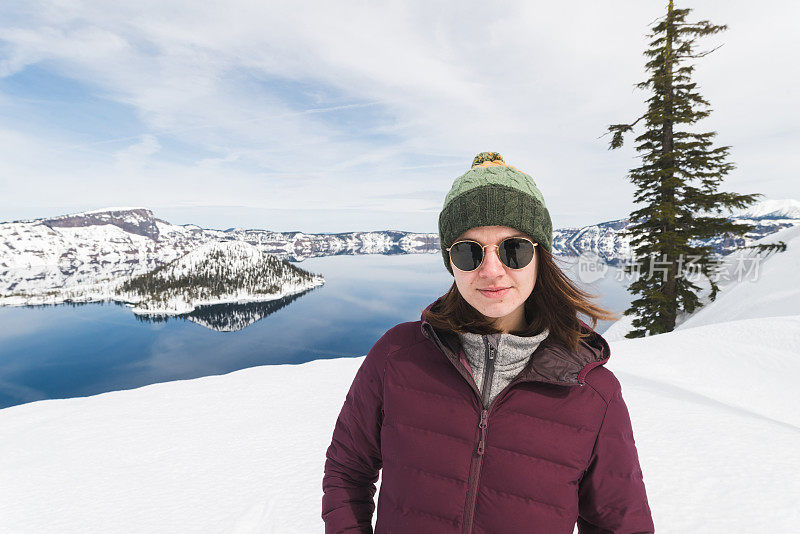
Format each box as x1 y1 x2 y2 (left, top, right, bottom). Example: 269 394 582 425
419 296 611 387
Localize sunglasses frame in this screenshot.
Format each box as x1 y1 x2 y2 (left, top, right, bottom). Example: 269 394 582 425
446 236 538 272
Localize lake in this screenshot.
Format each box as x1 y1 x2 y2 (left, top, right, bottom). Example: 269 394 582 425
0 253 633 409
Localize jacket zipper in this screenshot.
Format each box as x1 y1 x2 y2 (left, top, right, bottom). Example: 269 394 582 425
462 337 495 534
480 336 496 409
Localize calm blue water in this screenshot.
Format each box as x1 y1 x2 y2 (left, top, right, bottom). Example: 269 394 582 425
0 253 632 409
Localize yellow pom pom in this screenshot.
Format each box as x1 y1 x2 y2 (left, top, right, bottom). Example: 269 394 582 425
471 152 505 168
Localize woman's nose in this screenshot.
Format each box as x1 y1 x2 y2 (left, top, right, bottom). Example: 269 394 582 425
479 246 506 276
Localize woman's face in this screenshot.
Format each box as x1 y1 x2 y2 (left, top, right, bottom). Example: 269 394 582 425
451 225 538 333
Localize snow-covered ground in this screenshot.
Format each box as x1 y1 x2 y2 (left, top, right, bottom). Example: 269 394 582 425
1 218 799 532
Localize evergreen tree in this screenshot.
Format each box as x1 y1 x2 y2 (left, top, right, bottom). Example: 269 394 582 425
607 0 762 337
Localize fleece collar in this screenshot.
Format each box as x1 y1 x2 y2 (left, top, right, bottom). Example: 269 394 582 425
419 297 610 387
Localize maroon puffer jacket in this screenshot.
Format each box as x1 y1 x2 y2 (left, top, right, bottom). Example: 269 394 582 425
322 298 654 533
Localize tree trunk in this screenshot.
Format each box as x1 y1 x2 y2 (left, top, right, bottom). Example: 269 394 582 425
662 0 678 331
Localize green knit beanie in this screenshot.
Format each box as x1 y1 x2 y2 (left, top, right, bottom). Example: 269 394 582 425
438 151 553 275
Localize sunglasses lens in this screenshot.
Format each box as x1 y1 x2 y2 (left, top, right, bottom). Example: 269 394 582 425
449 241 483 271
499 238 535 269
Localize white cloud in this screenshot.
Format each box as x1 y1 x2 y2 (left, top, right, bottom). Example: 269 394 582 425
113 134 161 172
0 0 797 230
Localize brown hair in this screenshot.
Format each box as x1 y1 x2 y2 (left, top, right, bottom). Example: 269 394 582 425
422 246 620 353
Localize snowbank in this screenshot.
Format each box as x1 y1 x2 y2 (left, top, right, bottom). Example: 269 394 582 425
0 357 359 533
0 313 798 532
605 319 800 532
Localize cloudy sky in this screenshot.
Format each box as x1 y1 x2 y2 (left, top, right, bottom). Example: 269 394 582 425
0 0 797 233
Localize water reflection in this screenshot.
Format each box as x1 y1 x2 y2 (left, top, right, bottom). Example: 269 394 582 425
134 288 318 332
0 253 632 409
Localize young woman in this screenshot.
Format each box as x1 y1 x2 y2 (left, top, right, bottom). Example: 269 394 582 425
322 152 654 533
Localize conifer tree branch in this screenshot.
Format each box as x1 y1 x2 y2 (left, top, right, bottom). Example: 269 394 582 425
601 114 647 149
675 44 724 59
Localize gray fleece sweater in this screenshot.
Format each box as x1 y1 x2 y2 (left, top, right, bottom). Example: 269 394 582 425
457 328 550 408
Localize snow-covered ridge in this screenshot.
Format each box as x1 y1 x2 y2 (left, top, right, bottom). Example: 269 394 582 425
554 198 800 265
735 198 800 219
44 207 162 240
51 206 150 218
1 207 439 269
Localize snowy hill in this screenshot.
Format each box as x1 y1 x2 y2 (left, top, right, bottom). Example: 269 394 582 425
676 223 800 329
118 241 325 315
1 222 799 531
0 236 325 322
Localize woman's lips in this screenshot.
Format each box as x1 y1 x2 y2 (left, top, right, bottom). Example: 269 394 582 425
478 287 510 299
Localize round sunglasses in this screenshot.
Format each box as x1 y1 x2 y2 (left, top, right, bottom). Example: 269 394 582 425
446 237 538 272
